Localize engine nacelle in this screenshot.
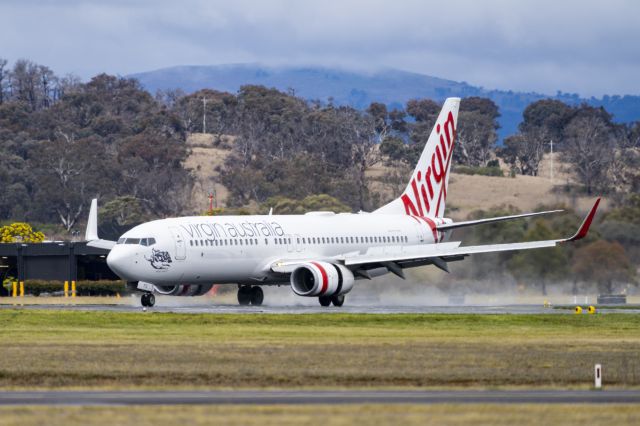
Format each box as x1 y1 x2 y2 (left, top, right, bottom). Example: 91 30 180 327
290 262 354 297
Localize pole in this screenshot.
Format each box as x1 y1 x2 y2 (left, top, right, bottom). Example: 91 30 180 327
550 139 554 183
202 97 207 133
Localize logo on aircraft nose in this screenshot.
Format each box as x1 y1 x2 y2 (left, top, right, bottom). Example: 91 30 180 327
145 248 172 270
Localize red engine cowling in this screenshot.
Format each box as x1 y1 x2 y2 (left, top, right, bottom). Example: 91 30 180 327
290 262 354 297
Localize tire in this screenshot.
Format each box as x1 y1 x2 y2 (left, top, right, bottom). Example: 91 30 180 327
331 294 345 307
250 286 264 306
147 293 156 307
319 296 332 307
237 286 251 305
141 293 149 307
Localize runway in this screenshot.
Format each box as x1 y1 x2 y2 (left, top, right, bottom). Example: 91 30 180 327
1 390 639 405
0 302 564 314
1 302 638 314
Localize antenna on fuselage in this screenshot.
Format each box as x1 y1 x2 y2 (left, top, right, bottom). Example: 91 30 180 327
268 207 273 216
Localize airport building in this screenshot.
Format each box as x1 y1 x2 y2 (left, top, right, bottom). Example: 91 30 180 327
0 242 117 288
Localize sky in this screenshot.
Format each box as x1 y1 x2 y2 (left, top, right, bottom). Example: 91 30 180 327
1 0 639 97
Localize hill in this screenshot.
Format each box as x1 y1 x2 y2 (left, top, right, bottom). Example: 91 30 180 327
130 64 640 141
183 136 605 218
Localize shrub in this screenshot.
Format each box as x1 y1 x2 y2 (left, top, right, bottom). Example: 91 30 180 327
454 165 504 177
12 280 128 296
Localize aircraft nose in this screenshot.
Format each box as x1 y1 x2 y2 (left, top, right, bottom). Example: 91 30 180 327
106 248 127 278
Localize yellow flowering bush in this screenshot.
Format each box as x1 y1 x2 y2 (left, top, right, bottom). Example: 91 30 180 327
0 223 46 243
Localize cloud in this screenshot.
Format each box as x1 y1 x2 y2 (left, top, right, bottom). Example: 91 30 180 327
1 0 638 96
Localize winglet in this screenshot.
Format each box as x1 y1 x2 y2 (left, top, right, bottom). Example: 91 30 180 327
565 198 600 242
85 198 99 241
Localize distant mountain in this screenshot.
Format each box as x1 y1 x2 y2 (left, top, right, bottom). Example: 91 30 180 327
130 64 640 141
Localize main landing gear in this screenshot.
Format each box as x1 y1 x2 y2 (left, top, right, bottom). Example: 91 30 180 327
237 286 264 306
319 294 345 307
141 293 155 307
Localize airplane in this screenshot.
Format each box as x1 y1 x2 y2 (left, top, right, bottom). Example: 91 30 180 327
87 97 600 308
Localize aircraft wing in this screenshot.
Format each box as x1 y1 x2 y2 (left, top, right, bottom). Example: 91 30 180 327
344 198 599 268
87 239 117 250
270 198 599 276
436 209 563 231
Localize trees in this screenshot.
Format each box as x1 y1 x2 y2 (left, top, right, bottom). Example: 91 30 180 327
498 100 571 176
507 220 569 295
0 58 8 105
561 106 616 194
571 240 635 294
261 194 351 214
0 223 45 243
454 97 500 167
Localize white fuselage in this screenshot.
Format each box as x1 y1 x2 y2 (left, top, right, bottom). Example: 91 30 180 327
106 212 449 286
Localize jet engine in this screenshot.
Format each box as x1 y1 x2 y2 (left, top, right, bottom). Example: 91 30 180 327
290 262 354 297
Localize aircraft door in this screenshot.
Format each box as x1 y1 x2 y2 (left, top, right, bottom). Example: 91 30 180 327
286 234 294 253
169 226 187 260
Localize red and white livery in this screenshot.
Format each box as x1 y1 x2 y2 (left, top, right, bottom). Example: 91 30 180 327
86 97 600 307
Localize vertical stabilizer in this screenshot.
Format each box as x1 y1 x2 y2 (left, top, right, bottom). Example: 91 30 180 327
373 97 460 218
85 198 99 241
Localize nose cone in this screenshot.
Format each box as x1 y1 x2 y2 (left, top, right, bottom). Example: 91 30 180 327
107 247 129 280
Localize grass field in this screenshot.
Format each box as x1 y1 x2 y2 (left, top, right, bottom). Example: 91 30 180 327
0 311 638 389
1 404 640 426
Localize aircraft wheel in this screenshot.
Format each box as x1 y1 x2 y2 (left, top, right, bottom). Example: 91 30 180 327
319 296 332 307
141 293 149 307
250 286 264 306
237 286 251 305
147 293 156 307
331 294 345 307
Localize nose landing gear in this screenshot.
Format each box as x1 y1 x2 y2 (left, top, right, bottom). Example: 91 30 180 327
237 286 264 306
141 293 155 307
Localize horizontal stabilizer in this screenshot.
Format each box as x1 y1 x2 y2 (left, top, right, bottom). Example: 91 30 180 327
87 239 117 250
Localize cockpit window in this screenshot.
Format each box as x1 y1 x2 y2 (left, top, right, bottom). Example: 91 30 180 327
118 237 155 245
139 238 157 246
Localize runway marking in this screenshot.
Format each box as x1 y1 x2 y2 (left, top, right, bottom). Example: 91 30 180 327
0 390 639 405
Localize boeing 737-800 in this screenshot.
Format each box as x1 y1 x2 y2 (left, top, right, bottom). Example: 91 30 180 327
87 97 600 307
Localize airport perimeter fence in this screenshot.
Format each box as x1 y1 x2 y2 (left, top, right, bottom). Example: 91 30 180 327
0 280 129 297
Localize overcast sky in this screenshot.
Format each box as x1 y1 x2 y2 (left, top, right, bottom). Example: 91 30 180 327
2 0 639 97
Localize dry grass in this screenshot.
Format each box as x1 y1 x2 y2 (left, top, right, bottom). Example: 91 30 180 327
366 153 606 219
0 311 638 389
183 133 232 212
1 404 639 426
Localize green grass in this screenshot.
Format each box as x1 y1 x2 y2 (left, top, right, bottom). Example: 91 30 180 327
1 404 640 426
0 311 639 389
